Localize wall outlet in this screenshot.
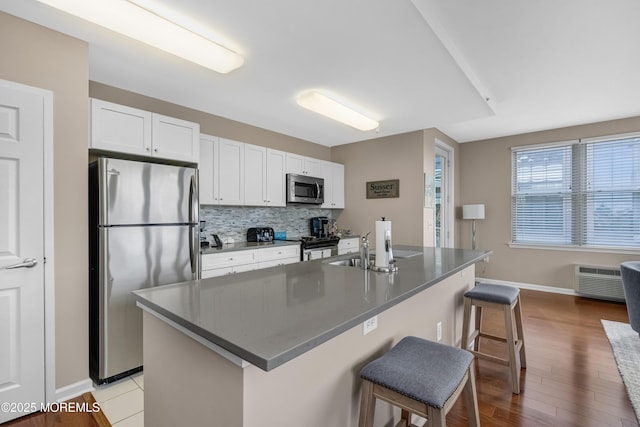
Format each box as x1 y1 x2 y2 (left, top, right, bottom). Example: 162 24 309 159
436 321 442 342
363 316 378 335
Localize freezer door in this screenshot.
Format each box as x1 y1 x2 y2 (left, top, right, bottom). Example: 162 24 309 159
97 225 194 380
99 158 197 225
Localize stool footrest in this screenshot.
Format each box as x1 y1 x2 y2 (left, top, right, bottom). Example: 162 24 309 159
478 332 507 343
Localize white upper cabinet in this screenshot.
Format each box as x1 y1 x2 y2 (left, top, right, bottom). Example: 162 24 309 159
266 149 286 206
199 135 244 206
151 113 200 163
199 134 218 205
285 153 322 177
90 99 200 163
322 161 345 209
244 144 286 207
218 138 244 205
90 99 152 156
244 144 266 206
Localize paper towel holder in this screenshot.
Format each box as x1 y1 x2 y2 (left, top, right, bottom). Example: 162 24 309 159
371 217 398 273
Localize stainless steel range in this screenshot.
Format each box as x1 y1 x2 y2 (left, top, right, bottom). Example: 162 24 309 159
299 235 340 261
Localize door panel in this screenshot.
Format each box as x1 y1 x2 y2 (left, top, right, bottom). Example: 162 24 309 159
99 225 193 379
101 158 195 225
0 82 45 422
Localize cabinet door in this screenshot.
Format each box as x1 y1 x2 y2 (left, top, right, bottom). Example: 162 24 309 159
321 161 333 209
331 162 345 208
304 157 323 178
151 114 200 163
265 149 286 206
217 138 244 205
244 143 267 206
285 153 305 175
90 99 151 155
199 135 218 205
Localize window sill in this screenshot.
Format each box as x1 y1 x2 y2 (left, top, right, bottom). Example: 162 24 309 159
507 242 640 255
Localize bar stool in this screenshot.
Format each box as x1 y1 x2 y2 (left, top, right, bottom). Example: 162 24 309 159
461 283 526 394
358 336 480 427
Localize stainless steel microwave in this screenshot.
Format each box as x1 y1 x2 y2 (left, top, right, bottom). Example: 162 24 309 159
286 173 324 204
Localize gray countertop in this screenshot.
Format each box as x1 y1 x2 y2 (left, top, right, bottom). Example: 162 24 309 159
134 246 490 371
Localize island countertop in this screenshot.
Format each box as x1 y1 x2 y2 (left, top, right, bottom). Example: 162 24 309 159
133 246 489 371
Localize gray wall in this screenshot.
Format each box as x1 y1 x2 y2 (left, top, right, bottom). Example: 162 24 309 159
459 117 640 290
0 12 89 388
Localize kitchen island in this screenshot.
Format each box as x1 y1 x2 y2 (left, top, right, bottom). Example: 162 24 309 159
134 246 489 427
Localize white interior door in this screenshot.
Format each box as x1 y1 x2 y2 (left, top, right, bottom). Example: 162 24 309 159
0 82 46 422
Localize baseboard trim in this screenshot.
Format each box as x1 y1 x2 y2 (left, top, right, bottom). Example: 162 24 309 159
476 277 578 296
55 378 95 403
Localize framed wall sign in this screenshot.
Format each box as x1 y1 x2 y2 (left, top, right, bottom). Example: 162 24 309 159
366 179 399 199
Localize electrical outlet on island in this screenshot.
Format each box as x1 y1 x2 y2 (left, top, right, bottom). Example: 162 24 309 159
363 316 378 335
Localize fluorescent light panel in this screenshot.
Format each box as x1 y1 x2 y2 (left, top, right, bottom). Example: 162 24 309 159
36 0 244 74
296 91 379 131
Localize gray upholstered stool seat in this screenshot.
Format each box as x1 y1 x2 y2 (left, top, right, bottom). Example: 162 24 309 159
464 283 519 305
461 282 526 394
358 336 480 427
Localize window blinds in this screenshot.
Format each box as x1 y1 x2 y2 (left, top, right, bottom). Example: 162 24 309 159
511 134 640 248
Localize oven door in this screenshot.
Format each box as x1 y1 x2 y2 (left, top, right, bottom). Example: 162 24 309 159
302 246 337 261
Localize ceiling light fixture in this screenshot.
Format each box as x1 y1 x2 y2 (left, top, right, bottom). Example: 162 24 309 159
35 0 244 74
296 91 379 131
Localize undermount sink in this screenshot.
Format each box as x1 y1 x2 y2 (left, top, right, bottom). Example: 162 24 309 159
328 258 364 267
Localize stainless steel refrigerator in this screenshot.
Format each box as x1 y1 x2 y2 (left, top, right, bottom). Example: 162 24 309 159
89 157 199 384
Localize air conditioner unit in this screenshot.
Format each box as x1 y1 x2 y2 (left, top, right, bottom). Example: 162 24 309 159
575 264 625 302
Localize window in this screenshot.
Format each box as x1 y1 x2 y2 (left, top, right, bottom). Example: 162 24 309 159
512 133 640 249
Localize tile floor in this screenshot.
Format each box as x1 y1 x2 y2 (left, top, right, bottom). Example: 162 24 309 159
92 373 144 427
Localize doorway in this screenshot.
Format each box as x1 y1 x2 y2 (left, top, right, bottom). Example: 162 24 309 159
435 141 454 248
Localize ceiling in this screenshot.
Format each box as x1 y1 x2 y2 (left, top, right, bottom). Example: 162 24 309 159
3 0 640 146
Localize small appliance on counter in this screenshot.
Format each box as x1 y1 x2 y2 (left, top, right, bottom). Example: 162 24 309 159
247 227 275 242
310 216 330 238
200 221 209 247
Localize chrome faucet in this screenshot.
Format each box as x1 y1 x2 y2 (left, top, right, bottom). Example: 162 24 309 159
384 229 395 269
360 232 371 270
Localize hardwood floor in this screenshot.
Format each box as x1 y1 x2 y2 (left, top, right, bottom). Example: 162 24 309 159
2 289 636 427
448 289 638 427
2 393 110 427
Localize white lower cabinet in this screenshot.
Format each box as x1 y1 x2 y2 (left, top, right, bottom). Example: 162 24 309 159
201 245 300 278
201 249 258 278
338 237 359 255
257 245 300 268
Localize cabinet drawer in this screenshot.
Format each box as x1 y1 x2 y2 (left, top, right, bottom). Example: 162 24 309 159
202 250 257 270
257 245 300 262
259 257 299 269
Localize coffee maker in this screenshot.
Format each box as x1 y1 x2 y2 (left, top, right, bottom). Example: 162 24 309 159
310 217 329 237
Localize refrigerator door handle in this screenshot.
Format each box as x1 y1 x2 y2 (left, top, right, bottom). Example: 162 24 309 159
189 174 199 277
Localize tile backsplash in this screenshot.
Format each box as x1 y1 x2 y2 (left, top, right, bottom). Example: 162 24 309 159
199 205 335 243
